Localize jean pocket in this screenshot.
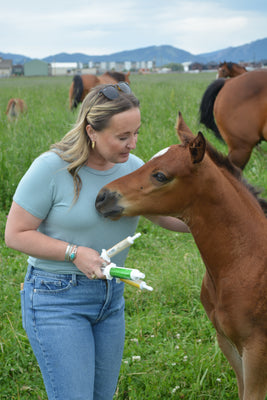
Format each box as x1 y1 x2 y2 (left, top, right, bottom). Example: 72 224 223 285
33 276 72 294
20 290 26 330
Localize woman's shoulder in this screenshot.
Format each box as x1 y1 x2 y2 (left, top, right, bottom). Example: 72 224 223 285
33 151 67 170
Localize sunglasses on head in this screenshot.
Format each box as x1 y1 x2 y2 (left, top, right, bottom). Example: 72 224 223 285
86 82 132 122
98 82 132 100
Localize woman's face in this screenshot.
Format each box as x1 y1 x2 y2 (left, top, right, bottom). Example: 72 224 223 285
88 107 141 165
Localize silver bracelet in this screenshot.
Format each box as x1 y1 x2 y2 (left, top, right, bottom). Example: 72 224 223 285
65 244 78 262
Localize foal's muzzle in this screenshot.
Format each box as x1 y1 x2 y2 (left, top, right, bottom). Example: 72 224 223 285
95 188 124 218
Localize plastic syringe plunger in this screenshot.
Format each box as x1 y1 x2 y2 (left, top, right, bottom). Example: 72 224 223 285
103 264 145 281
105 233 141 258
120 278 153 291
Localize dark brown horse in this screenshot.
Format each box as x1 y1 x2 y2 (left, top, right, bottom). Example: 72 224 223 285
69 71 130 110
5 98 27 121
217 62 247 78
199 69 267 169
95 113 267 400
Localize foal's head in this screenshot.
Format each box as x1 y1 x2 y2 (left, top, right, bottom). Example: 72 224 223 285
95 113 267 219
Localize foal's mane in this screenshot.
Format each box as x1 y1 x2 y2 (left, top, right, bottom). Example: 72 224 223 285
106 71 127 81
202 139 267 216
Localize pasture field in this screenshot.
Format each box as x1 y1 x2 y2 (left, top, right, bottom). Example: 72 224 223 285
0 73 266 399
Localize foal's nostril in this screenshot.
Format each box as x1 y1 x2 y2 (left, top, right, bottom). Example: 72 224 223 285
95 189 109 211
95 189 124 218
96 190 107 205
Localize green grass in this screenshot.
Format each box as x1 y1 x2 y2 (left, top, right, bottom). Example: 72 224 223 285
0 73 266 399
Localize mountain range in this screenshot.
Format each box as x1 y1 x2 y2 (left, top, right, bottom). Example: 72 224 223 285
1 37 267 66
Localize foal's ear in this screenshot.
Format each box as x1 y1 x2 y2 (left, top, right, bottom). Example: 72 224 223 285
176 111 195 143
189 132 206 164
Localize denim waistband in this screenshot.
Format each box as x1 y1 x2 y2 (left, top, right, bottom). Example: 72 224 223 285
25 265 88 283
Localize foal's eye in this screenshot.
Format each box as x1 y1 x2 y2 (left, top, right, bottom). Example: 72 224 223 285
152 172 169 183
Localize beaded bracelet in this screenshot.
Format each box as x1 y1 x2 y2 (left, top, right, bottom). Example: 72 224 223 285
65 244 78 262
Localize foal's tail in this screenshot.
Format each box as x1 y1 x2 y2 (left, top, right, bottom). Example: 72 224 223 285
70 75 83 110
199 78 226 141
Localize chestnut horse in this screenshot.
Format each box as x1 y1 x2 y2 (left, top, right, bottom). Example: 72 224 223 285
217 62 247 78
95 113 267 400
69 71 130 110
5 98 27 121
199 69 267 169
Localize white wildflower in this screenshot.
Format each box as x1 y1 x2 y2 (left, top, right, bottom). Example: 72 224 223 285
132 356 141 362
171 385 180 394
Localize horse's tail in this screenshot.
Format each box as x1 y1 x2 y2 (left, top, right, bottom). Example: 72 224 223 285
70 75 83 110
199 78 226 141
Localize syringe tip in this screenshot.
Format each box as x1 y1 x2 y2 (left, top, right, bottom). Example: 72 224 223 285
132 233 141 240
141 282 153 291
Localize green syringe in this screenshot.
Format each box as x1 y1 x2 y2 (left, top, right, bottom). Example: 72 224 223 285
100 233 153 291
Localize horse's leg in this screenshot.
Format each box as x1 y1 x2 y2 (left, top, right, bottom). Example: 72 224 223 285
69 82 74 110
217 123 257 169
201 277 244 398
216 332 244 399
242 341 267 400
228 145 253 170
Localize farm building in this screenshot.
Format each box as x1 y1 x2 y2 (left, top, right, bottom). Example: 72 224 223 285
49 62 81 76
24 59 49 76
0 58 12 78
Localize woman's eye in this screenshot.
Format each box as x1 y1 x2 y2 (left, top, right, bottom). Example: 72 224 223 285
152 172 169 183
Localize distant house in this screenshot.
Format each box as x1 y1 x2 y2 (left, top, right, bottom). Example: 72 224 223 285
0 58 12 77
24 59 49 76
12 64 24 76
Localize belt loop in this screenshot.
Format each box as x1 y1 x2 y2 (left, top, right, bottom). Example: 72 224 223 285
71 273 77 286
26 264 34 281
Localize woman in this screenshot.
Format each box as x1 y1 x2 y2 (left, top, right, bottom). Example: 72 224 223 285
5 82 189 400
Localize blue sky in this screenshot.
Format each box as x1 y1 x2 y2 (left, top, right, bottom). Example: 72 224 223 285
1 0 267 58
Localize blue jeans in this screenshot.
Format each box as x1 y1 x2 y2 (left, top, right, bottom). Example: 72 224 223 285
21 265 125 400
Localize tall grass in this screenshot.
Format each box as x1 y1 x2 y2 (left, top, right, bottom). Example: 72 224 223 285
0 73 266 399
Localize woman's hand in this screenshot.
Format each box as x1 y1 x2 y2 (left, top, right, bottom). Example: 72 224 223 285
74 246 106 280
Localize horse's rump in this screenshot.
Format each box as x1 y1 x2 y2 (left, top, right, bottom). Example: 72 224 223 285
69 71 130 110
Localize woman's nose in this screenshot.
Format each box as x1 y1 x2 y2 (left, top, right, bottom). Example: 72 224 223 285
126 135 137 149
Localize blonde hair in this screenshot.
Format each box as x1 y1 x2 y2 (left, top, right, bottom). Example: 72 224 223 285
51 84 140 201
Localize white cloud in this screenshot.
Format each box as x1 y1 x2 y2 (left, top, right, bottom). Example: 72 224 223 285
0 0 266 58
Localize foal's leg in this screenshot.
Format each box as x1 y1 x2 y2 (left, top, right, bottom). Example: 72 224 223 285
216 332 244 399
242 342 267 400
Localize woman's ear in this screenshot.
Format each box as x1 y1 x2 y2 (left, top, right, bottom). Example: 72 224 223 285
86 124 96 142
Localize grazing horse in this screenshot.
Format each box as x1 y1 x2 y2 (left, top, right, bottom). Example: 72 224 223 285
217 62 247 78
199 69 267 169
69 71 130 110
5 98 27 121
95 113 267 400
